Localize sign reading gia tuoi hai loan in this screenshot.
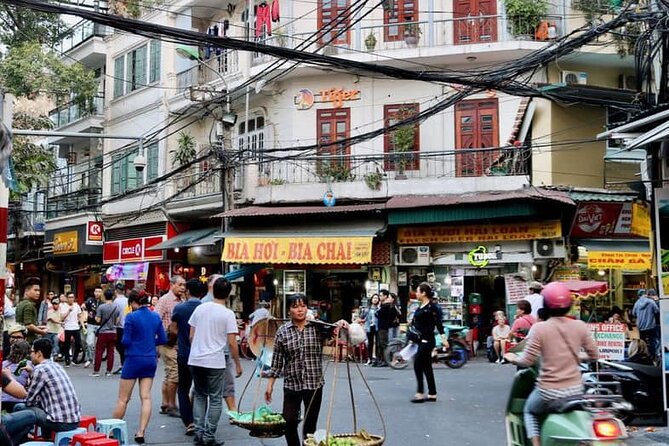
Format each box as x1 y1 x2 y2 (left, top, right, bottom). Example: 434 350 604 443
397 220 562 244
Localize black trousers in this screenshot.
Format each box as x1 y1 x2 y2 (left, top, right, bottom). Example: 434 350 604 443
283 387 322 446
177 356 194 427
413 343 436 395
377 329 389 364
367 326 377 359
62 329 81 364
115 327 125 365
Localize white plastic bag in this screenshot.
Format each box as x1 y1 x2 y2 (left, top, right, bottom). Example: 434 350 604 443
345 322 367 346
398 343 418 361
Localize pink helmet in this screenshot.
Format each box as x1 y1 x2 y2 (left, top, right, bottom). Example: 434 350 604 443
541 282 573 309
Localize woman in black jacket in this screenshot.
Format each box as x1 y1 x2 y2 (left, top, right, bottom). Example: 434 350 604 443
410 283 447 403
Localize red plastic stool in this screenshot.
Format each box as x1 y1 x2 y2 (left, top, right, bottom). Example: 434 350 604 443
88 438 119 446
71 431 107 446
79 415 97 432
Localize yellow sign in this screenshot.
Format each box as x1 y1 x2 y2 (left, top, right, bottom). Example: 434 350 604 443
222 237 373 264
630 202 651 237
53 231 78 255
587 251 652 270
397 220 562 245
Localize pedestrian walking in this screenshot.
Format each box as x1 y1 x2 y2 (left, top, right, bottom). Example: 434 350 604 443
375 290 400 367
360 294 379 365
90 290 119 377
265 293 347 446
113 283 129 375
155 275 185 417
82 287 103 368
60 293 83 367
410 283 446 403
112 289 167 445
45 294 62 359
525 282 544 319
188 277 242 446
15 277 47 344
170 278 206 436
632 288 660 361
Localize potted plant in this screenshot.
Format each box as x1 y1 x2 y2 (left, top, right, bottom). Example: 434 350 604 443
503 0 548 39
364 171 383 190
365 32 377 51
403 23 422 47
319 162 356 182
392 123 415 180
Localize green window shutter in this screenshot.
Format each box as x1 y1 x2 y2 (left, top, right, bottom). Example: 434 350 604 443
113 56 124 98
146 143 159 181
126 150 140 189
111 155 121 194
150 40 161 83
135 45 147 89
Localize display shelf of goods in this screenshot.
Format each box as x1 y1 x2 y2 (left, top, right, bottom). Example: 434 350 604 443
621 273 646 307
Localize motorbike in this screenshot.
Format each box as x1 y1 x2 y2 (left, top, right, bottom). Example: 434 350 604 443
385 325 469 370
506 366 630 446
582 359 665 424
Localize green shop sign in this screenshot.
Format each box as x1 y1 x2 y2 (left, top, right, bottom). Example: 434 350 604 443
467 246 501 268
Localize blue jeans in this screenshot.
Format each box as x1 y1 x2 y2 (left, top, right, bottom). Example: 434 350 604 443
190 366 226 442
14 405 79 439
45 332 60 357
2 409 37 444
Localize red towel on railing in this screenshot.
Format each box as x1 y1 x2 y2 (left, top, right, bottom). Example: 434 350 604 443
271 0 280 22
256 4 271 37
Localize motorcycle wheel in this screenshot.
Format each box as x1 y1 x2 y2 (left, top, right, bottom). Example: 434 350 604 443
445 346 467 369
385 342 409 370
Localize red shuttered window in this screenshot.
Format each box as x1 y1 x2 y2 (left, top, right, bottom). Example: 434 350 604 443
384 103 420 171
317 108 351 174
455 99 499 177
384 0 419 42
318 0 351 45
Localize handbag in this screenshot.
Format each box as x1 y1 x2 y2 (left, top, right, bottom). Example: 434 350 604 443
95 307 117 336
407 325 422 343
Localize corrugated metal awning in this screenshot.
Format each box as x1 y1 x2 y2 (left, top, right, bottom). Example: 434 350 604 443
151 228 218 250
579 239 650 253
221 220 385 238
568 191 639 202
216 203 386 218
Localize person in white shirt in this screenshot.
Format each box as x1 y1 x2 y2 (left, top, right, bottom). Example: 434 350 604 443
59 293 82 367
524 282 544 319
188 278 242 446
492 317 511 364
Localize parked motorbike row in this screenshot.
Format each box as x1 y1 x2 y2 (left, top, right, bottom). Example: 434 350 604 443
384 325 470 370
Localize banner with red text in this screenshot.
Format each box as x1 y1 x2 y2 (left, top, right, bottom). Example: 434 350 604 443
222 237 373 264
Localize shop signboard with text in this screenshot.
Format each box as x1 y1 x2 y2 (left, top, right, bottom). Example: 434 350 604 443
587 251 652 270
397 220 561 244
53 230 79 255
571 202 641 238
222 236 373 264
103 235 165 264
86 221 103 245
587 323 625 361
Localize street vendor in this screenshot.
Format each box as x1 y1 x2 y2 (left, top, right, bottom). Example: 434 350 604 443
265 293 347 446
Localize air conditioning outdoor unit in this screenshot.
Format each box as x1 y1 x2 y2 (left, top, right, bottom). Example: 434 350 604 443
397 246 431 266
533 239 567 260
561 70 588 85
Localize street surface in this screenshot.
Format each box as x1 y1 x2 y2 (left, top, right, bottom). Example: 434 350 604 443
66 356 667 445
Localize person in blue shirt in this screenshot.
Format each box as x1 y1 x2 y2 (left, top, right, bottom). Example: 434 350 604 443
170 278 207 437
111 288 167 444
632 289 660 361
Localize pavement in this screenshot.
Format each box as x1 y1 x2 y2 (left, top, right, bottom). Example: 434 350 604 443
65 355 667 445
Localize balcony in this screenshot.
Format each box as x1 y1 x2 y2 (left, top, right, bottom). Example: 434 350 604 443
167 166 222 216
46 188 102 220
49 96 105 129
55 20 109 66
175 51 241 95
252 14 565 67
251 149 530 204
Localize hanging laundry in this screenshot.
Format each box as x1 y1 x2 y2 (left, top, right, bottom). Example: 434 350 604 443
205 25 218 59
256 2 271 37
271 0 280 22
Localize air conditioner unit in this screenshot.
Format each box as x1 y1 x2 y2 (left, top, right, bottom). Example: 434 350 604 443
397 246 430 266
561 70 588 85
533 239 566 260
322 45 339 56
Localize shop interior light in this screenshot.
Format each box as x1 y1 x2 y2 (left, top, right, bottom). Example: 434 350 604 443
174 247 180 253
192 246 202 254
598 269 606 276
531 265 538 272
273 279 279 286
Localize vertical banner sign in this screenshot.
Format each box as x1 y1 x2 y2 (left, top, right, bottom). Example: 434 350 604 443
587 323 625 361
504 274 529 305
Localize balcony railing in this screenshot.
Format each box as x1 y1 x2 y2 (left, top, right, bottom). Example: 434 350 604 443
175 51 240 94
46 188 102 220
252 14 564 66
257 148 529 185
49 96 105 129
172 167 222 200
56 20 109 54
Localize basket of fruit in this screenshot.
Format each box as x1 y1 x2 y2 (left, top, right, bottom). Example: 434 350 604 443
228 405 286 438
304 430 384 446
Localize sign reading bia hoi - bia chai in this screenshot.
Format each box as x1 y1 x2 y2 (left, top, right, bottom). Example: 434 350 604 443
222 236 373 264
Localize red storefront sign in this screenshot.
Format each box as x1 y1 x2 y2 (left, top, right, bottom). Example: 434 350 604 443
87 221 104 245
103 236 165 264
570 202 633 238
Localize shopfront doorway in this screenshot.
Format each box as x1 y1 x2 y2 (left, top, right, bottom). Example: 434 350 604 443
309 271 367 322
464 271 506 344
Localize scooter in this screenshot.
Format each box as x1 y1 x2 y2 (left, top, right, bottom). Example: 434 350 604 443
582 359 665 424
506 366 630 446
386 325 469 370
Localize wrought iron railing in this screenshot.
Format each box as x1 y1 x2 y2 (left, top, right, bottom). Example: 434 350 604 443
48 96 105 128
46 188 102 219
56 21 110 54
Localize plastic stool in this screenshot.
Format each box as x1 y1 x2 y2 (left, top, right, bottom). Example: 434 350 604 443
72 431 107 446
96 419 128 445
79 415 97 432
19 442 54 446
88 439 119 446
54 428 87 446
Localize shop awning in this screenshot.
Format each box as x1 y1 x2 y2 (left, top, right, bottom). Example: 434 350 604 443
223 264 265 281
580 240 652 270
151 228 219 250
561 280 609 299
221 220 384 265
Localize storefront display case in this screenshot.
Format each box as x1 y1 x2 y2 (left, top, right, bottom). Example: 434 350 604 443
621 271 647 309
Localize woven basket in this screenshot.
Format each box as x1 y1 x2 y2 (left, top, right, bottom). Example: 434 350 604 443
231 419 286 438
304 432 384 446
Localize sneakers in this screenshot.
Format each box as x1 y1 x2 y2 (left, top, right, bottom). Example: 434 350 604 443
83 360 91 368
89 372 100 377
105 372 113 377
112 367 123 375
